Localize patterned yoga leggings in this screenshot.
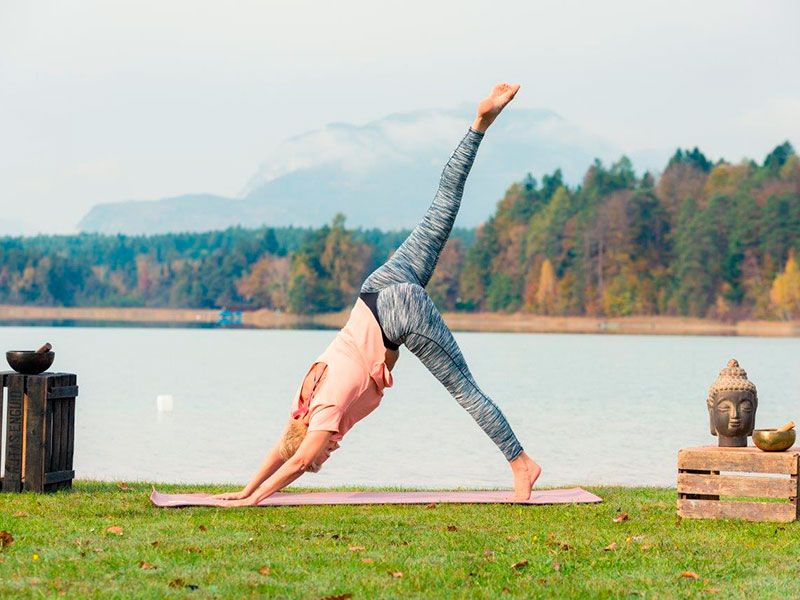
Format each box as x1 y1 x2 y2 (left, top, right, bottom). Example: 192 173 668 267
360 127 524 462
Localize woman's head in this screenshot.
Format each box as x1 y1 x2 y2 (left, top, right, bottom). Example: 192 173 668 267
279 416 307 460
279 417 323 472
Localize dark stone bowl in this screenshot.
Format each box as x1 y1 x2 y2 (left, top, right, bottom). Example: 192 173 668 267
752 428 796 452
6 351 55 375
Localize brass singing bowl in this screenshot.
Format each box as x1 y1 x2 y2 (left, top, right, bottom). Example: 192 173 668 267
6 350 55 375
752 428 796 452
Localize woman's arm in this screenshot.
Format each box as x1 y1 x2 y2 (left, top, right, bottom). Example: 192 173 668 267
212 442 286 500
223 429 334 507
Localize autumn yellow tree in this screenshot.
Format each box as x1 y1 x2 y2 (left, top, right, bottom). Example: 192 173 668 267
236 253 291 310
319 214 370 306
535 258 556 314
770 251 800 319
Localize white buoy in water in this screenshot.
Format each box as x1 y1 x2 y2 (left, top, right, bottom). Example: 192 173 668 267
157 394 174 412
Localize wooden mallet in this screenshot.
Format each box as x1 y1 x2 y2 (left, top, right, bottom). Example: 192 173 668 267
776 421 795 432
35 342 52 354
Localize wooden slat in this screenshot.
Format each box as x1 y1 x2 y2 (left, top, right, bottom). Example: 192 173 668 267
53 398 69 480
23 377 47 493
51 388 62 475
44 469 75 484
53 375 67 490
44 374 61 492
677 469 718 500
44 387 54 480
678 447 799 474
47 385 78 400
64 374 77 489
678 499 797 522
678 472 796 499
59 396 69 473
2 374 25 492
0 372 5 475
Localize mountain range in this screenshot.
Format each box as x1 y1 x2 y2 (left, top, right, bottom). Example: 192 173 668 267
78 105 665 234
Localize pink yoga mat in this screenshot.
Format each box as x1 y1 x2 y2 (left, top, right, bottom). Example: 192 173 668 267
150 487 601 508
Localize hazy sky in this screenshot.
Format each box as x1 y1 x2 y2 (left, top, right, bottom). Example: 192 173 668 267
1 0 798 234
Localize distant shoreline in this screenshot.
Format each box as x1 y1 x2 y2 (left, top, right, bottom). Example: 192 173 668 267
1 304 799 337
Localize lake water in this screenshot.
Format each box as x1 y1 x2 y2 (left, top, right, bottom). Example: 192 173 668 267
1 326 798 490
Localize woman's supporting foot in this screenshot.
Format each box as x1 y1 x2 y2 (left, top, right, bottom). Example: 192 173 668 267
507 451 542 502
472 82 521 133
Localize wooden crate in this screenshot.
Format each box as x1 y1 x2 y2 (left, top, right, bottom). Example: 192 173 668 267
0 371 78 493
677 446 799 522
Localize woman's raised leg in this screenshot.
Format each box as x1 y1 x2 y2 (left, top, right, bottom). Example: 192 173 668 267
360 126 484 292
361 83 520 293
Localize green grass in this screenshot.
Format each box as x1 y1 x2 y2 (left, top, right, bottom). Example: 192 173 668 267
0 482 798 599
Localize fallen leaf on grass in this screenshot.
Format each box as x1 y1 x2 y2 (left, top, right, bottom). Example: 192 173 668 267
612 513 629 523
347 545 365 551
117 483 134 492
551 540 574 551
681 571 699 580
446 525 458 532
151 541 160 547
360 558 373 564
604 542 618 551
168 578 199 590
258 567 270 576
552 562 561 572
705 588 720 594
387 571 403 578
506 536 518 542
106 526 123 536
0 531 14 547
198 525 207 532
183 546 202 553
425 503 437 509
139 561 157 570
13 511 28 518
502 589 511 594
511 559 528 569
483 550 495 557
316 594 352 600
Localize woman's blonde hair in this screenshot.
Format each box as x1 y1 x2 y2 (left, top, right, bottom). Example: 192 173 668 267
279 417 307 461
279 417 322 472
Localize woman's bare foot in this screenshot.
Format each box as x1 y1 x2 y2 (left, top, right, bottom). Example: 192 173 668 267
472 82 521 133
507 451 542 502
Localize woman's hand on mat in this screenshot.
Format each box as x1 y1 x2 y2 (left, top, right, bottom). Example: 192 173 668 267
472 82 520 132
221 496 260 508
211 489 250 501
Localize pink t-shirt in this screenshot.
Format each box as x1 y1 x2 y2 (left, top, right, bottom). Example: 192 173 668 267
290 297 394 445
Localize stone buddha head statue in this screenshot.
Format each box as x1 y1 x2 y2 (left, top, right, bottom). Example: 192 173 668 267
707 358 758 447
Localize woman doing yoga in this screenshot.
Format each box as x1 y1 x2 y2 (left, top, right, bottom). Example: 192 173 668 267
215 83 541 506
